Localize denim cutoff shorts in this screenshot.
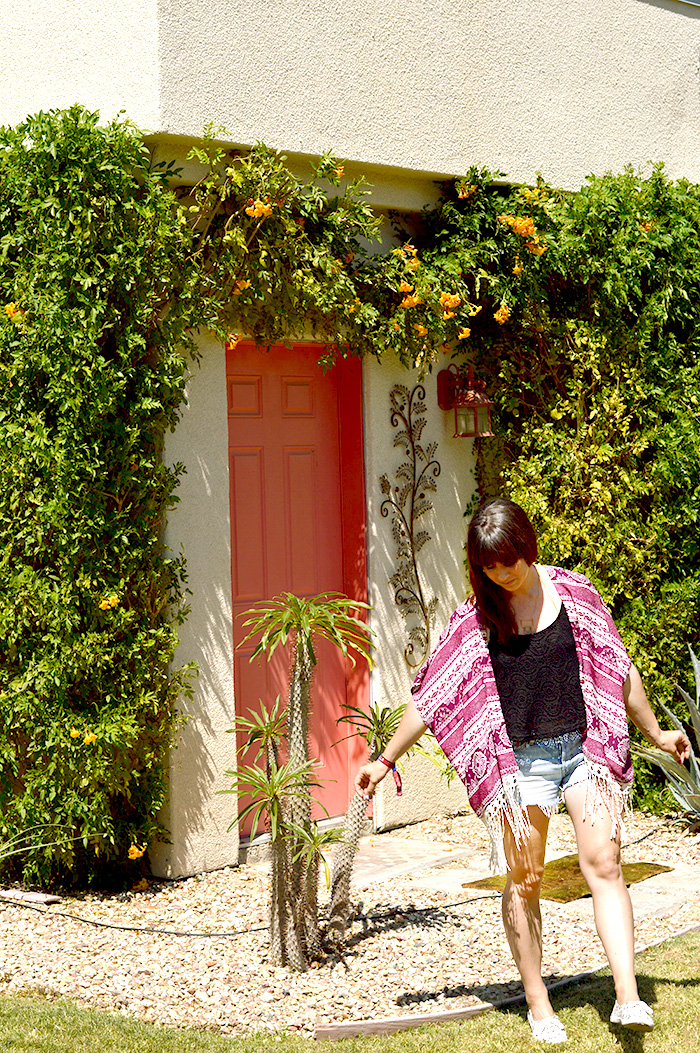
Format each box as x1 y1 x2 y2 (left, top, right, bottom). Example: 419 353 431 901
513 730 588 809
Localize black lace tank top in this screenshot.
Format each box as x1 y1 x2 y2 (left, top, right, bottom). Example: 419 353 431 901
488 603 586 745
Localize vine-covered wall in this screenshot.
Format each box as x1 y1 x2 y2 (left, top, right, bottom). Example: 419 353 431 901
1 103 698 886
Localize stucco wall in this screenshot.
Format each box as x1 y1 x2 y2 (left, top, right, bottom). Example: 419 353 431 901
0 0 159 130
156 0 700 188
362 354 473 829
150 337 239 878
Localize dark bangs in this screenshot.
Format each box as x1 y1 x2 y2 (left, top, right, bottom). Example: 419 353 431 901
468 531 524 572
466 499 539 643
467 499 538 572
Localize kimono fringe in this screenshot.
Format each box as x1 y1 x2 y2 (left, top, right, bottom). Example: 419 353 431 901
481 772 543 875
582 758 632 841
480 763 631 875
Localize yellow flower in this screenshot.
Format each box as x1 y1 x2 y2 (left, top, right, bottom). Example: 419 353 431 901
335 166 344 179
4 303 17 319
347 303 355 313
128 844 146 860
439 291 461 311
83 732 97 745
404 243 417 256
398 280 414 293
457 327 471 340
458 183 477 200
233 279 251 296
468 304 483 317
109 594 119 607
526 240 547 256
494 304 511 325
226 334 241 350
413 323 428 336
442 310 456 321
70 728 81 738
513 256 523 276
405 257 420 272
98 598 111 610
245 200 273 219
400 294 422 309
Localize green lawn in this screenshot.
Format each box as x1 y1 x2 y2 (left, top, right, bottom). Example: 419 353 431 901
0 931 698 1052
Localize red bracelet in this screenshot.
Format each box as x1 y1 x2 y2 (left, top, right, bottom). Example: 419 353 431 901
377 754 402 796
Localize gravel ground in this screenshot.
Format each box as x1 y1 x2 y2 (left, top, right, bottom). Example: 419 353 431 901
0 812 698 1038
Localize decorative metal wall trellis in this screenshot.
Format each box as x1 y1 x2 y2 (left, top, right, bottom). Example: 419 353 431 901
380 384 440 668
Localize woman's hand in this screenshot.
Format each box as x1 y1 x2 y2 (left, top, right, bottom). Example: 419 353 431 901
354 760 392 800
655 729 692 765
351 697 429 801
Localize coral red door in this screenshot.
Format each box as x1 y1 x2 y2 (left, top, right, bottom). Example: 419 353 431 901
226 341 368 831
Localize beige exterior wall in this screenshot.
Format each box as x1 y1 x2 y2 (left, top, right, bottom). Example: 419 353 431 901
362 354 472 829
0 0 159 130
156 0 700 188
150 337 239 878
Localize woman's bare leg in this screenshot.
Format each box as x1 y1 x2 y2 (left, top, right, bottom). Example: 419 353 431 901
501 806 555 1021
564 781 639 1005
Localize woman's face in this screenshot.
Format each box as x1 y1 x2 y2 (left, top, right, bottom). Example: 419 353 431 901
482 559 531 594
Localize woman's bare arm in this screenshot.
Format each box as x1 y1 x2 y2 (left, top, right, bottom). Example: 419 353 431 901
624 663 691 764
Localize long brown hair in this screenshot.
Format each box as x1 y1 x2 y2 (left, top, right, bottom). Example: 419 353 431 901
467 498 538 644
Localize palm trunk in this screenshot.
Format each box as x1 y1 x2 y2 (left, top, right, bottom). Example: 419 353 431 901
286 633 315 968
326 790 368 946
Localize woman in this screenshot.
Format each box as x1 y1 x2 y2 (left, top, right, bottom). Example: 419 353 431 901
355 498 690 1044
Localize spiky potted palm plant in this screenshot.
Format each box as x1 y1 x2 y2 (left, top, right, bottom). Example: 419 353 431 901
227 592 373 969
632 645 700 819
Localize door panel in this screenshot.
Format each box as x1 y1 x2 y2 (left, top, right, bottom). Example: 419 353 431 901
226 341 368 832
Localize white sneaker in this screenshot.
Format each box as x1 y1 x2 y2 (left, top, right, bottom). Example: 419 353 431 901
527 1009 567 1044
609 1000 654 1031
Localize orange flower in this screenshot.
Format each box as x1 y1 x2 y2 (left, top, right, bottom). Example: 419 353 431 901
413 323 428 337
442 311 456 321
457 327 471 340
494 304 511 325
393 322 401 330
233 279 251 296
225 334 241 351
439 292 461 311
513 256 523 276
498 214 537 239
405 258 420 272
83 732 97 745
404 243 417 256
400 294 422 309
526 240 547 256
245 200 273 219
128 844 146 861
458 184 476 200
335 166 344 179
398 280 414 293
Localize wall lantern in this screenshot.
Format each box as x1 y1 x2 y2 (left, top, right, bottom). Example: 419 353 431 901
437 364 494 438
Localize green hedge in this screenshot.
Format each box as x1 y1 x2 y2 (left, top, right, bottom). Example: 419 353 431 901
0 107 200 884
